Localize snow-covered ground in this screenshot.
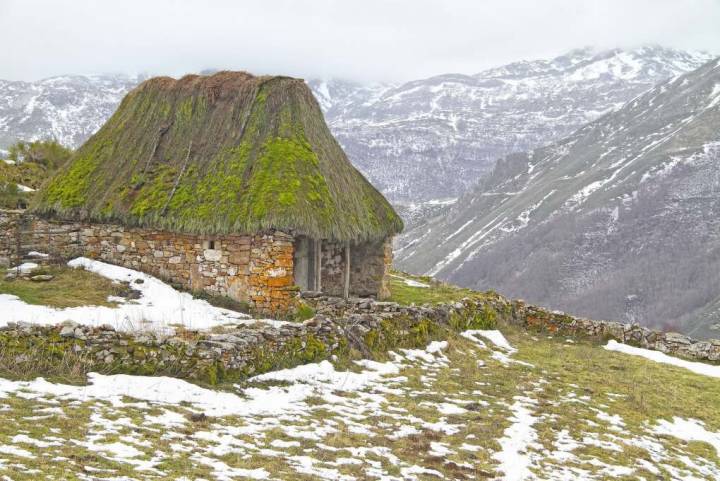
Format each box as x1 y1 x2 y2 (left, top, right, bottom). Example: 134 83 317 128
0 257 287 333
389 273 430 288
0 329 718 480
605 339 720 378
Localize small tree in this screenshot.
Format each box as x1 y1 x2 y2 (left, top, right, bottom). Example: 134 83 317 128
7 140 73 169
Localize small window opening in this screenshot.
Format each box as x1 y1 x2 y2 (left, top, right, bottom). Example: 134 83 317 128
209 240 216 250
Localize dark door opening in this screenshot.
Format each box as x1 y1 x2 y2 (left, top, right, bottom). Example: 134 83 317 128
293 236 316 291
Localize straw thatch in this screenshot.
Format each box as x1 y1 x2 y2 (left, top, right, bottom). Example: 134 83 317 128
34 71 403 242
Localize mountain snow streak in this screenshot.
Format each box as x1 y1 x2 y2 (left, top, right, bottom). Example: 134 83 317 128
397 56 720 338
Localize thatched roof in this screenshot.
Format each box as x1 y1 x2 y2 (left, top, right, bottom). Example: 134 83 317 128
33 71 403 242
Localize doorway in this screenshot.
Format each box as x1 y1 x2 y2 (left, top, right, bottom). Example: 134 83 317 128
293 236 317 291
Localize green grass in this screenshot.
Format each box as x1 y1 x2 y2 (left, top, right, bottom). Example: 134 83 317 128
0 265 123 308
0 161 49 209
0 156 52 190
1 325 719 479
387 270 480 305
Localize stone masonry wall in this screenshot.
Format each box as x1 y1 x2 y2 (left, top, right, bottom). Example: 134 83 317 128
80 226 296 315
1 210 392 312
319 238 392 299
309 293 720 362
0 212 296 314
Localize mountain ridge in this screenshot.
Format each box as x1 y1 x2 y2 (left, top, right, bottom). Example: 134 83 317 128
1 47 714 208
313 45 715 202
396 56 720 338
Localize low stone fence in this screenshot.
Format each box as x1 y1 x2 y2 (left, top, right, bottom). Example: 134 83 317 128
1 293 718 385
0 297 459 383
304 293 720 362
508 299 720 362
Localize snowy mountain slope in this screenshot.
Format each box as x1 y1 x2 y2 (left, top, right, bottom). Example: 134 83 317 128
316 46 715 202
396 57 720 338
0 74 143 150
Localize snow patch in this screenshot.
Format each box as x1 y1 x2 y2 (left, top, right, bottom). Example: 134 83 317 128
389 273 429 288
493 396 539 481
653 417 720 456
469 330 516 351
0 257 287 333
604 340 720 378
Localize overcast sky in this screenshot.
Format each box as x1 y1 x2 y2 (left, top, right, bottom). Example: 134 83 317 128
3 0 720 82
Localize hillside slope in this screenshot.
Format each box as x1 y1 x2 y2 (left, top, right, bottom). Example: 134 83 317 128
0 326 718 480
397 57 720 338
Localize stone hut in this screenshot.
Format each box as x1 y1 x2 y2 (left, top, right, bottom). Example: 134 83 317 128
29 71 403 314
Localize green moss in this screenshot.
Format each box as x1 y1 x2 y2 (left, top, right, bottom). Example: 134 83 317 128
240 333 330 380
293 302 316 322
32 72 403 241
205 362 223 385
449 305 497 331
364 316 446 356
130 165 177 217
42 140 110 209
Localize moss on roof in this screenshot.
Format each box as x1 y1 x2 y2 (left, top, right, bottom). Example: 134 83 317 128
33 71 403 242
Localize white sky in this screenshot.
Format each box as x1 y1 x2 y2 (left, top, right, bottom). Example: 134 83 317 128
3 0 720 82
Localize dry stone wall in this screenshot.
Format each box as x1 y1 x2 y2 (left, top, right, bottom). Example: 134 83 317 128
81 226 296 315
1 293 718 386
0 211 296 314
305 293 720 363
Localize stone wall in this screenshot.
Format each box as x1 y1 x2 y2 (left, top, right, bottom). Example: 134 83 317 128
2 293 718 386
0 212 296 314
307 293 720 363
507 299 720 361
80 225 296 315
1 210 393 313
319 239 392 299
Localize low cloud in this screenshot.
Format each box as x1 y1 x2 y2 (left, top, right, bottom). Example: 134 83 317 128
2 0 719 81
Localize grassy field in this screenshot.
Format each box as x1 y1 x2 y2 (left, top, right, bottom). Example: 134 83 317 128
0 326 717 480
387 270 480 305
0 265 123 308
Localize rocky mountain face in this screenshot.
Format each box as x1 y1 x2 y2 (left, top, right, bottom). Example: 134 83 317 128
396 57 720 338
0 74 143 151
311 46 714 203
